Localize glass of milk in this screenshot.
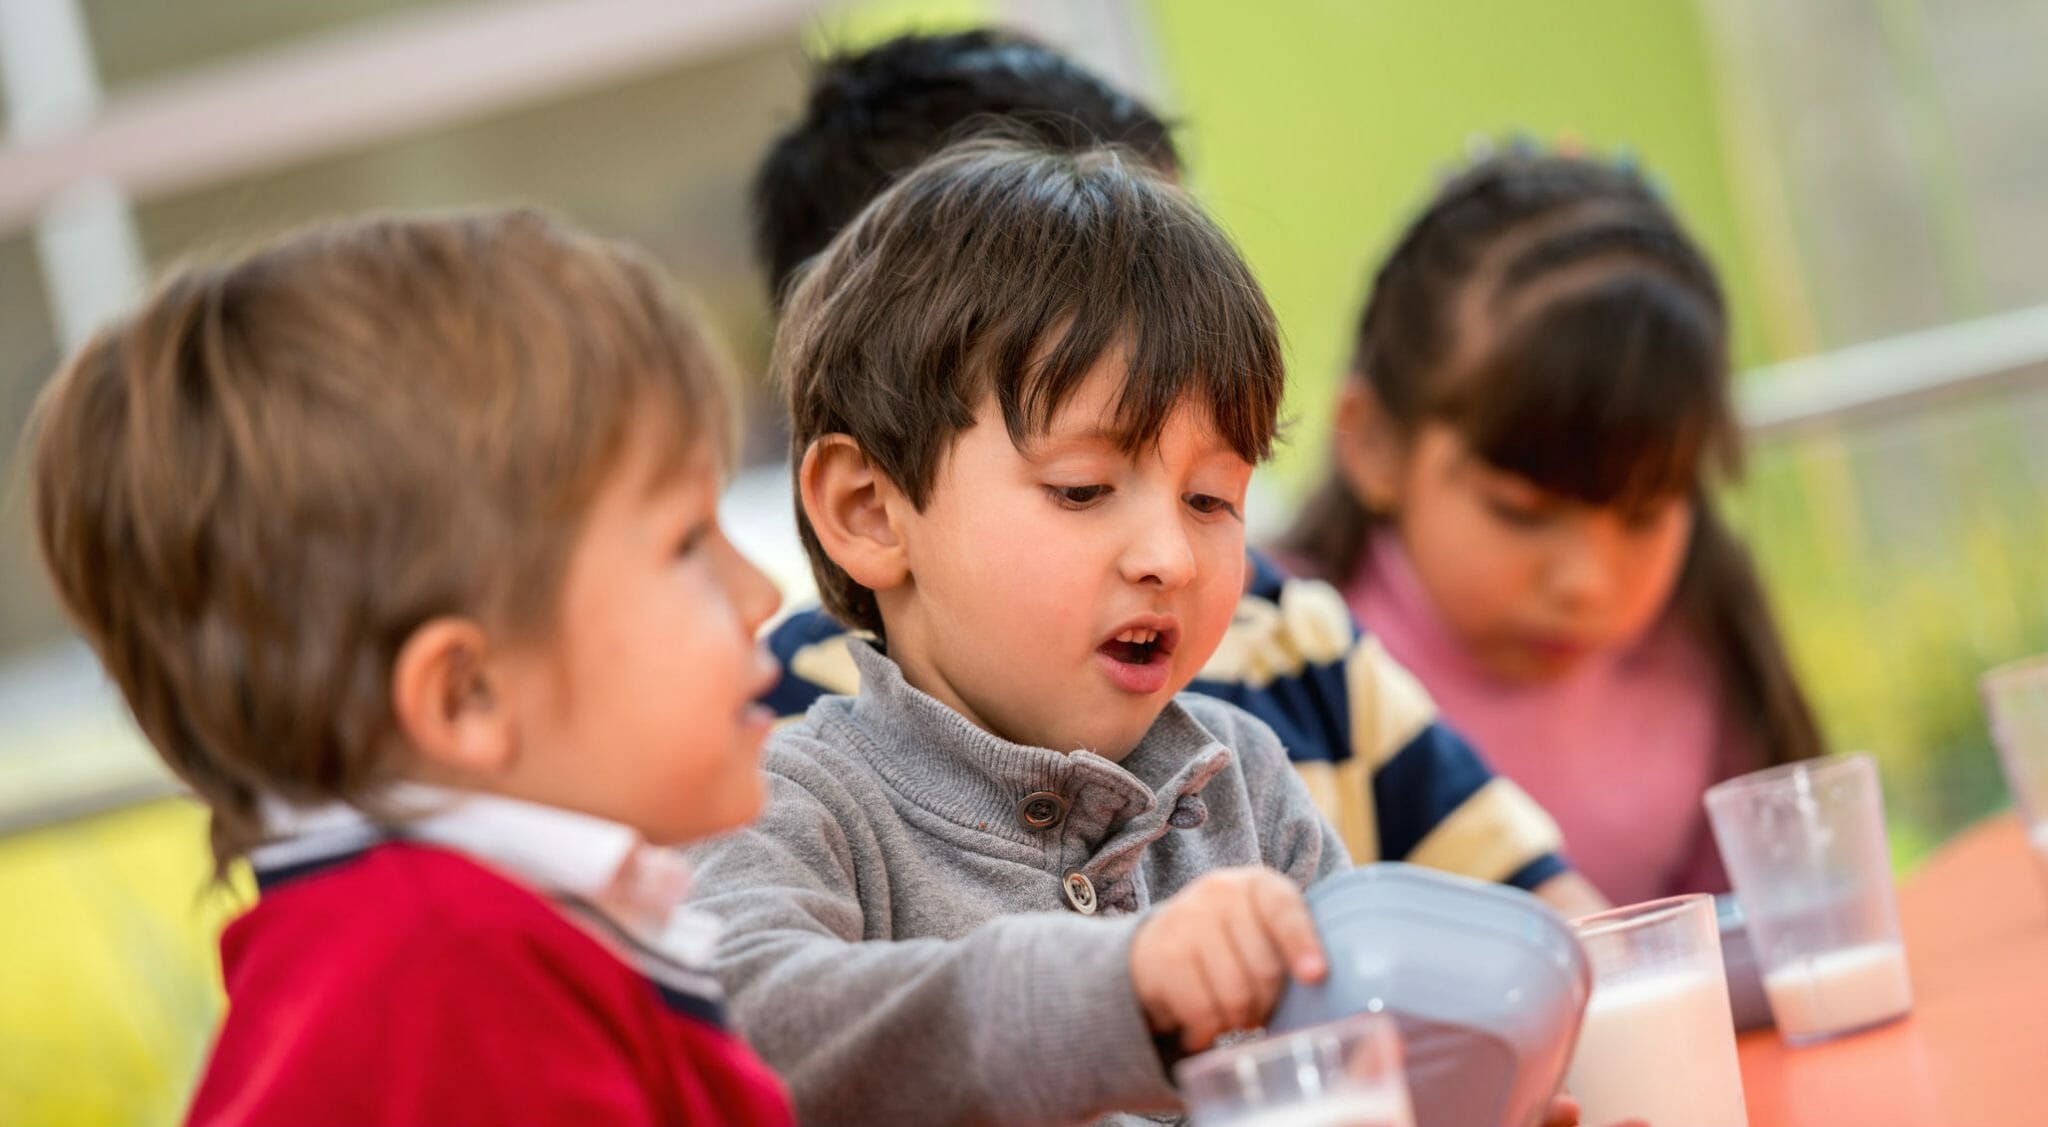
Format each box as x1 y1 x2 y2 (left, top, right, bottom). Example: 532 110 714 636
1566 894 1750 1127
1706 753 1914 1044
1175 1011 1413 1127
1983 654 2048 886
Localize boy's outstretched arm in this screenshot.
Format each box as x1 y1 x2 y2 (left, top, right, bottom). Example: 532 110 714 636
1535 870 1611 918
689 756 1181 1127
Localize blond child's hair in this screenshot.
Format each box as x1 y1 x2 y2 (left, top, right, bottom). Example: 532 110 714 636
30 208 733 873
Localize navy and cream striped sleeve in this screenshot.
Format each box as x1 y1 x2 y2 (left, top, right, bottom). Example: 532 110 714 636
760 610 864 719
1190 550 1567 891
756 549 1569 892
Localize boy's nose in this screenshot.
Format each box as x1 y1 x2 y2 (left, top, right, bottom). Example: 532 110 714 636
1119 507 1197 590
723 538 783 631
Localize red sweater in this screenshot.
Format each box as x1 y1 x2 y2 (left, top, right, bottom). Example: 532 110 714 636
185 841 793 1127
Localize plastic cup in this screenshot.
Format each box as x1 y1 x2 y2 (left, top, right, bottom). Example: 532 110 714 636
1175 1011 1414 1127
1566 894 1750 1127
1705 754 1913 1044
1715 893 1775 1032
1982 654 2048 885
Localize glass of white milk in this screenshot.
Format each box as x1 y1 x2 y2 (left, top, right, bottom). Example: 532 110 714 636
1566 894 1750 1127
1706 753 1914 1045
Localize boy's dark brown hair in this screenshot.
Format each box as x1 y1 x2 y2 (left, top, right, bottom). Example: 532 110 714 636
777 136 1284 635
30 208 732 873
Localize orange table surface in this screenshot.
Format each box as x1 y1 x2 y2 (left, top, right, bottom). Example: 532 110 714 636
1737 814 2048 1127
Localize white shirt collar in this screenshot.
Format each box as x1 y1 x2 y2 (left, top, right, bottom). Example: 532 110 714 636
251 784 716 965
250 786 728 995
257 783 637 897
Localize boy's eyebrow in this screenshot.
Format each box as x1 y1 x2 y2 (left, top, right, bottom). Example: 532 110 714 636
1018 424 1123 458
1020 424 1252 470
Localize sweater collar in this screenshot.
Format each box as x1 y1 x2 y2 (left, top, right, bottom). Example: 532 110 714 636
841 640 1234 857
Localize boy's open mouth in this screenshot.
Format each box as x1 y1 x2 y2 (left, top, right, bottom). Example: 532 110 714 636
1098 623 1178 666
1095 620 1180 696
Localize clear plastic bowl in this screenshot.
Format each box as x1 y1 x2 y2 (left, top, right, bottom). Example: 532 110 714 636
1267 863 1590 1127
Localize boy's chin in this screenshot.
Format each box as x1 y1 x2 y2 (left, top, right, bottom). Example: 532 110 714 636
986 687 1178 759
1059 716 1158 763
647 776 768 846
1084 683 1196 759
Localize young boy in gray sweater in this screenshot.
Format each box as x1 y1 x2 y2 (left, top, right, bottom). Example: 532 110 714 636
686 137 1347 1127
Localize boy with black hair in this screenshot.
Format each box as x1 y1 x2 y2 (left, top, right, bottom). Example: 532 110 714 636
752 27 1177 311
693 135 1336 1127
750 28 1604 916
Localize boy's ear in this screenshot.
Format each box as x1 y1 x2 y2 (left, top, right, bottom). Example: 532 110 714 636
1333 379 1404 515
799 434 911 593
390 617 518 779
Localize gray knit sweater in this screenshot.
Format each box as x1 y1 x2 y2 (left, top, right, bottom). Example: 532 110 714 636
688 641 1347 1127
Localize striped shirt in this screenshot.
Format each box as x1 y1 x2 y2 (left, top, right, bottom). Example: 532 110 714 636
762 549 1568 891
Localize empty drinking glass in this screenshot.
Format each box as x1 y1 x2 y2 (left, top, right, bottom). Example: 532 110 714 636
1176 1011 1413 1127
1705 754 1913 1044
1982 654 2048 887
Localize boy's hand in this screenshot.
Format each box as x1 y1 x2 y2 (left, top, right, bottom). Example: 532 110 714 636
1545 1093 1650 1127
1128 866 1327 1053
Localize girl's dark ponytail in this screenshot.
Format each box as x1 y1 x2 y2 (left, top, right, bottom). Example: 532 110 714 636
1676 502 1826 767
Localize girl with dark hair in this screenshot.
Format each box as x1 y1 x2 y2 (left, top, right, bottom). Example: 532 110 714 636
1281 151 1824 905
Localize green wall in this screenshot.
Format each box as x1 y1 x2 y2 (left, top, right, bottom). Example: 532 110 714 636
1149 1 1760 486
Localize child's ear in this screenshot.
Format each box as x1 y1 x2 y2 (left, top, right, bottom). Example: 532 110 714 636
799 434 911 593
390 617 517 779
1334 379 1405 515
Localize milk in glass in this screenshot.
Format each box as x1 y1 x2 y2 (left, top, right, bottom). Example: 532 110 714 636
1566 968 1750 1127
1761 941 1912 1040
1206 1091 1411 1127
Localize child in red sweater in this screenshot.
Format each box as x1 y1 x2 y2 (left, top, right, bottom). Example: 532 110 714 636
30 209 793 1127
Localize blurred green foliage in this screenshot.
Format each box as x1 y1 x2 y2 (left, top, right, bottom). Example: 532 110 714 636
1736 391 2048 863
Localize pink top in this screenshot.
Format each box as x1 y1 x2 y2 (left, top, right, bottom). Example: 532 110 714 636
1342 530 1738 905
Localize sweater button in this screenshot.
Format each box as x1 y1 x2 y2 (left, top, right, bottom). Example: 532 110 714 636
1016 791 1069 831
1062 870 1098 915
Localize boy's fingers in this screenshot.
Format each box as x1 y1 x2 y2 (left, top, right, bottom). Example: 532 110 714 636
1175 967 1226 1054
1221 910 1292 1028
1223 892 1286 991
1187 938 1245 1049
1194 927 1261 1033
1541 1093 1581 1127
1250 872 1326 982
